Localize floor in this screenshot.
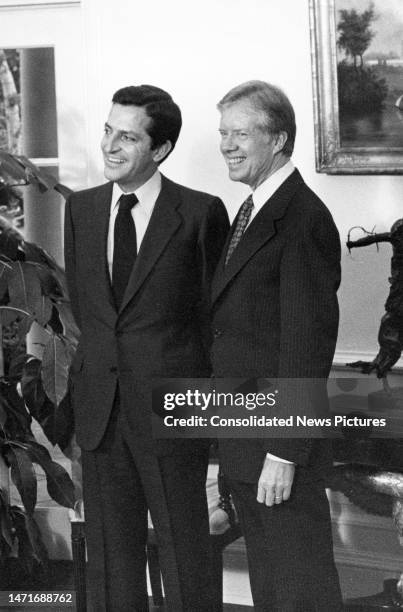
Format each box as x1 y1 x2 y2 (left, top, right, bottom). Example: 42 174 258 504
0 556 253 611
0 554 398 611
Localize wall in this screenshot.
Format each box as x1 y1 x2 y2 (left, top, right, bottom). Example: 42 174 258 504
47 0 403 365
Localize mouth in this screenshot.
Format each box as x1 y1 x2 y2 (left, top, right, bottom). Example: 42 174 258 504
226 156 246 168
104 156 126 166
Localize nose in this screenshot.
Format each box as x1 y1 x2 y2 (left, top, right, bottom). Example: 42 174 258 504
221 133 237 153
102 131 119 153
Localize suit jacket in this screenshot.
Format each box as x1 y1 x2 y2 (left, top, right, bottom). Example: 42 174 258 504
212 169 341 483
64 174 229 452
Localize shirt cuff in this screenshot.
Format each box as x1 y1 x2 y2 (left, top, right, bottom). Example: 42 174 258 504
266 452 294 464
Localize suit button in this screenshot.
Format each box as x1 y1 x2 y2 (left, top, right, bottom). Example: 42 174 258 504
110 366 118 374
213 329 222 338
116 330 123 337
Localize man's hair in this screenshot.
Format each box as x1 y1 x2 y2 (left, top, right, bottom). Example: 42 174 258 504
217 80 296 157
112 85 182 162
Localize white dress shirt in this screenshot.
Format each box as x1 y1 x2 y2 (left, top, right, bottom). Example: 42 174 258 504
107 170 162 279
246 159 295 228
246 160 295 465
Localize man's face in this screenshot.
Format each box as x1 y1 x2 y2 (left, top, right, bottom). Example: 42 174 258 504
219 100 283 190
101 103 161 192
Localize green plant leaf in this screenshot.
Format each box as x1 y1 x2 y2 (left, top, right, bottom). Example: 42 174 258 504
5 445 37 516
44 460 75 509
53 387 74 451
20 357 42 397
7 262 50 327
0 319 4 380
54 302 80 345
0 399 7 430
0 216 22 260
37 295 52 328
23 441 75 509
0 488 14 551
41 335 72 406
31 265 64 300
0 383 32 439
20 357 61 445
21 357 47 411
0 261 10 302
10 506 48 576
23 242 58 268
7 352 27 383
0 307 31 329
23 242 68 298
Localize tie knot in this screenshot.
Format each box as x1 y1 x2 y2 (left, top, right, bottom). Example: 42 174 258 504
119 193 138 212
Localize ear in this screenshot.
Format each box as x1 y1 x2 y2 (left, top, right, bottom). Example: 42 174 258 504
273 131 288 154
152 140 172 163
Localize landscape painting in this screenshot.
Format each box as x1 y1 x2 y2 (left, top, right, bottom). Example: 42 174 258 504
0 48 23 227
310 0 403 174
336 0 403 148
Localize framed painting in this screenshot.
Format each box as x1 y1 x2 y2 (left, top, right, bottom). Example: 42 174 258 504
0 46 57 230
309 0 403 174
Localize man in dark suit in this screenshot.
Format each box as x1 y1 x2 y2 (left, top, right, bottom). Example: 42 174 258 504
64 85 229 612
211 81 343 611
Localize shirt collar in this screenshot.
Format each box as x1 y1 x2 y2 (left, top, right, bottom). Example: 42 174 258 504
251 160 295 211
111 170 162 212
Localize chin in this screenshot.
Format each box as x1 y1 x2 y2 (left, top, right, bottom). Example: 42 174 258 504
104 167 122 182
229 170 245 183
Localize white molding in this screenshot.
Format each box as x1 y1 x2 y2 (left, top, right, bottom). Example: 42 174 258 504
333 546 402 573
334 350 378 365
333 350 403 372
30 157 59 167
0 0 80 8
225 538 402 575
331 511 395 532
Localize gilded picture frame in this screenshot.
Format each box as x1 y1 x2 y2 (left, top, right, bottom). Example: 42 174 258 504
309 0 403 174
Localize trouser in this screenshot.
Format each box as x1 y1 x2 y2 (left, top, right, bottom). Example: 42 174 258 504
81 404 214 612
228 469 343 612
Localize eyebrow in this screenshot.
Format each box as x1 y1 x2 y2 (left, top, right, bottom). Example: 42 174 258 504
218 128 249 133
104 122 137 137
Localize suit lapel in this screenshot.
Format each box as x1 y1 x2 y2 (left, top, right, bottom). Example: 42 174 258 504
211 169 304 304
87 182 117 320
118 175 182 313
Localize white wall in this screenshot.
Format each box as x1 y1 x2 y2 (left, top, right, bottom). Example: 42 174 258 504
3 0 403 364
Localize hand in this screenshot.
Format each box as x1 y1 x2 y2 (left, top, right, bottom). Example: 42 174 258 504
257 457 295 506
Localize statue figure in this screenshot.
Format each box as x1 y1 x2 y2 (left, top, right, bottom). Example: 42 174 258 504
327 220 403 609
347 218 403 380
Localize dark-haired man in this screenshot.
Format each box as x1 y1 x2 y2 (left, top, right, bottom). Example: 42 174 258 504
64 85 229 612
212 80 343 611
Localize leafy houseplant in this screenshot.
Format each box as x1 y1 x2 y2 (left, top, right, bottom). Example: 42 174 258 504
0 152 77 582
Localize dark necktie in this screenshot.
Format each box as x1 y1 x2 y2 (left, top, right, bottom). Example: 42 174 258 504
225 194 254 265
112 193 138 309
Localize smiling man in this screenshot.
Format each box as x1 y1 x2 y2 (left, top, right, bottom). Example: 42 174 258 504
211 81 343 611
64 85 229 612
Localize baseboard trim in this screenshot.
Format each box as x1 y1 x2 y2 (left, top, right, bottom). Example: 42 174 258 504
224 537 402 576
333 351 403 372
334 546 402 573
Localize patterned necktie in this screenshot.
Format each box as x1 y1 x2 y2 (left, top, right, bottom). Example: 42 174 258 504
112 193 138 309
225 194 254 265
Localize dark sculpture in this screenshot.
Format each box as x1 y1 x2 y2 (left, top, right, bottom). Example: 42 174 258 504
347 218 403 379
327 220 403 609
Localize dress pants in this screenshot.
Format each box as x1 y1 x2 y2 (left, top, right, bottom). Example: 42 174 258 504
228 468 343 612
81 402 214 612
